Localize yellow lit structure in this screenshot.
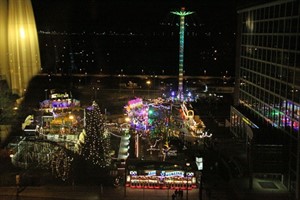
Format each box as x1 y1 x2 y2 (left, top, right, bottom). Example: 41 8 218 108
0 0 9 82
0 0 41 96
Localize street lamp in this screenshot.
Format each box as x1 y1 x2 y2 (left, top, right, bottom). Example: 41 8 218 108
196 157 204 200
186 162 190 200
146 80 151 99
44 89 48 100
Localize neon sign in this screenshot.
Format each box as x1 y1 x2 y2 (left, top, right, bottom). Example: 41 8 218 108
196 157 203 170
129 171 137 176
186 172 194 177
165 171 184 177
147 170 157 176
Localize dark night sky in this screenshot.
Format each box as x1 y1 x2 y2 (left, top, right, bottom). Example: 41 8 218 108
31 0 268 75
31 0 248 32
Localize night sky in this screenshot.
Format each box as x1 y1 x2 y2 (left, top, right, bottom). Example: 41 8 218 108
31 0 244 32
31 0 268 75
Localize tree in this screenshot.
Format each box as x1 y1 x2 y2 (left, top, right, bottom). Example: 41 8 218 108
81 101 111 167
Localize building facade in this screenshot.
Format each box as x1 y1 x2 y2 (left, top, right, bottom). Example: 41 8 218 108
233 0 300 198
0 0 41 96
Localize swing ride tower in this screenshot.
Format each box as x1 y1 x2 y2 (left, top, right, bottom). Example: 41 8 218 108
171 7 193 101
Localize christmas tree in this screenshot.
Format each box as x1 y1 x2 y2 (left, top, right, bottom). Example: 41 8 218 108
81 101 111 167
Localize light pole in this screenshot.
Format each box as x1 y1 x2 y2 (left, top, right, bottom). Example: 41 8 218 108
196 157 204 200
124 163 127 198
44 89 48 100
199 172 203 200
146 80 151 99
186 162 190 200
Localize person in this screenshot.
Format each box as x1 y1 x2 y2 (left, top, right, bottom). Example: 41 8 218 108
179 189 183 199
172 193 176 200
100 184 103 196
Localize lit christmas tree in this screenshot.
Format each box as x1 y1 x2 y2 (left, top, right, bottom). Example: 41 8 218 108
81 101 111 167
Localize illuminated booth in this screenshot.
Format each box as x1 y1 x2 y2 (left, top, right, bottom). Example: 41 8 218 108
126 161 198 190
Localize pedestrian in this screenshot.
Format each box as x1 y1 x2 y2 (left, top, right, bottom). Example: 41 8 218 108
172 193 176 200
179 189 183 199
100 184 103 196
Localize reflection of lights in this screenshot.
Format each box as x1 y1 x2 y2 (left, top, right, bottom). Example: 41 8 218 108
246 17 254 31
19 27 25 38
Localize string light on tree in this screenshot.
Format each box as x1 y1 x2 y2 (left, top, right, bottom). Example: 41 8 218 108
81 101 111 167
51 149 73 181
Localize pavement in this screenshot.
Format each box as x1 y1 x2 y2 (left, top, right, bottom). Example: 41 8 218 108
0 185 207 200
0 177 291 200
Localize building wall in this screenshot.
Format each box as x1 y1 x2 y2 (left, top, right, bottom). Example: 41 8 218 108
236 0 300 198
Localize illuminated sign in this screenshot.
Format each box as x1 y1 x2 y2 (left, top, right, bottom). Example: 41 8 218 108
165 171 184 177
186 172 194 177
196 157 203 170
129 171 137 176
128 98 143 108
146 170 157 176
51 93 69 99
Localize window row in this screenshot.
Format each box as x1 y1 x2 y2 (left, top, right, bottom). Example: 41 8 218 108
239 91 300 134
241 35 299 50
240 78 300 102
241 48 299 68
241 2 299 21
240 58 299 80
242 18 299 34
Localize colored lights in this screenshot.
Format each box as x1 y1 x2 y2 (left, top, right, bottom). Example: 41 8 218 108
171 8 194 101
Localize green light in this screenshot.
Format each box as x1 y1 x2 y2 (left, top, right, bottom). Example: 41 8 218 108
171 11 194 16
171 7 194 101
148 109 154 116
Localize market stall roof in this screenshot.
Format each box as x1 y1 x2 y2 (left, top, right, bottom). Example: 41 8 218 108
126 159 197 171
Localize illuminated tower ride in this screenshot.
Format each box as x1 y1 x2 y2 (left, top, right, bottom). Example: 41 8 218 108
171 7 193 101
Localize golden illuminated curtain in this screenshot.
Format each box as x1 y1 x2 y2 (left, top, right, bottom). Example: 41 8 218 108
0 0 9 84
7 0 41 96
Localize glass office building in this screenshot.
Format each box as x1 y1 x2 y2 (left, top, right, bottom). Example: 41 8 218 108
234 0 300 198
